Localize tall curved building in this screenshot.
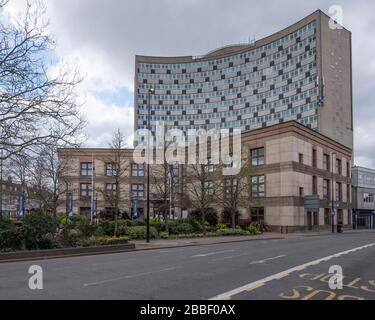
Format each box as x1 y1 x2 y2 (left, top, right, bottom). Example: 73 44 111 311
135 10 353 149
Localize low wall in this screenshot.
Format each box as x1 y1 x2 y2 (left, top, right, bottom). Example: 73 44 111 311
0 243 136 263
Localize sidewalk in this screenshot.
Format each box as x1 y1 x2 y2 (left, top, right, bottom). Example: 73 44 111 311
295 228 375 237
131 233 286 251
131 229 375 251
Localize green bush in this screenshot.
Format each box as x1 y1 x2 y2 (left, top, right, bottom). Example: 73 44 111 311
190 208 219 226
22 213 59 250
159 231 169 239
175 223 194 235
187 218 204 233
0 219 23 251
215 228 251 236
216 223 227 230
126 226 158 240
89 236 129 246
247 224 260 235
77 218 97 238
125 219 146 227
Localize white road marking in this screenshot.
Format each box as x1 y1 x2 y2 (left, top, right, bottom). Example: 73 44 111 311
249 254 287 265
83 266 182 287
191 250 235 258
210 242 375 300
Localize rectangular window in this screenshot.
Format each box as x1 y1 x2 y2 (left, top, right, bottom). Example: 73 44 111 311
336 182 342 202
323 179 330 199
204 158 214 173
312 176 318 195
80 183 92 197
251 207 265 224
324 208 331 225
132 163 144 177
312 149 317 168
335 159 342 175
131 184 144 199
106 163 117 176
323 154 330 171
225 178 238 195
80 163 92 177
205 181 214 195
337 209 343 224
251 147 265 166
299 187 304 197
251 175 265 198
363 193 374 203
106 183 117 195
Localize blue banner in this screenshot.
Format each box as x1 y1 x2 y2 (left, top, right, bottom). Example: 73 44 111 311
92 199 97 218
66 192 73 217
132 198 138 219
17 192 25 217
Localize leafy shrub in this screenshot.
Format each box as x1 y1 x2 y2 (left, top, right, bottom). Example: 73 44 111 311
175 223 194 235
77 218 97 238
0 219 23 251
89 236 129 246
187 218 204 233
125 219 146 227
247 224 260 235
21 213 59 250
215 228 250 236
126 226 158 240
190 208 219 226
216 223 227 230
159 231 169 239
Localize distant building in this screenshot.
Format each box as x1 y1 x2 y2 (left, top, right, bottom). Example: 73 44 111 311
0 177 42 217
351 166 375 229
135 10 353 150
58 121 352 232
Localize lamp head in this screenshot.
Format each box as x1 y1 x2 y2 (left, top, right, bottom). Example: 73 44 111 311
148 88 155 94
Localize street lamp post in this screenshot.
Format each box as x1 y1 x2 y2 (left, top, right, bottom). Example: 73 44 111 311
331 152 336 233
146 88 155 243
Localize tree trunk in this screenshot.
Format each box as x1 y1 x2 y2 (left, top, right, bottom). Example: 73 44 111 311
231 211 236 228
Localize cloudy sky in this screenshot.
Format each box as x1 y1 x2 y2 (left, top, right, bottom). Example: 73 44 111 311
3 0 375 167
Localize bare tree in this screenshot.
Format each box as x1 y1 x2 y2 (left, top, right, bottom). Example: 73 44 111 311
214 155 254 228
0 1 85 161
98 129 131 236
184 162 218 226
31 144 72 214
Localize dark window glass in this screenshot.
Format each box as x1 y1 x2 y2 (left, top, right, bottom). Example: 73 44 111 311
251 175 265 198
132 164 144 177
80 163 92 176
80 183 92 197
251 147 265 166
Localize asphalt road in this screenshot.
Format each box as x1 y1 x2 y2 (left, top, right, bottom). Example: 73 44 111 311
0 231 375 300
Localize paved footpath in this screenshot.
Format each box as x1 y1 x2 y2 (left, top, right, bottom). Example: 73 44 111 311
131 233 286 250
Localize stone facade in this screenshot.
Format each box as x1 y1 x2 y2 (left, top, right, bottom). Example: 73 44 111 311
58 121 352 232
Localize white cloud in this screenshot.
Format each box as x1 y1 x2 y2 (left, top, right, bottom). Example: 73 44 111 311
81 93 134 148
3 0 375 166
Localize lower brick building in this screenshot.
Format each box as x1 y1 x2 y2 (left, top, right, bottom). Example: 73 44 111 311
57 121 352 232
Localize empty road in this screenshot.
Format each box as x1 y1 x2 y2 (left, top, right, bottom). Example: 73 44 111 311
1 231 374 300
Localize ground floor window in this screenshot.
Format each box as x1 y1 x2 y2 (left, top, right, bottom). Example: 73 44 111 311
313 212 319 226
80 207 91 216
251 207 265 225
324 208 331 225
337 209 343 224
